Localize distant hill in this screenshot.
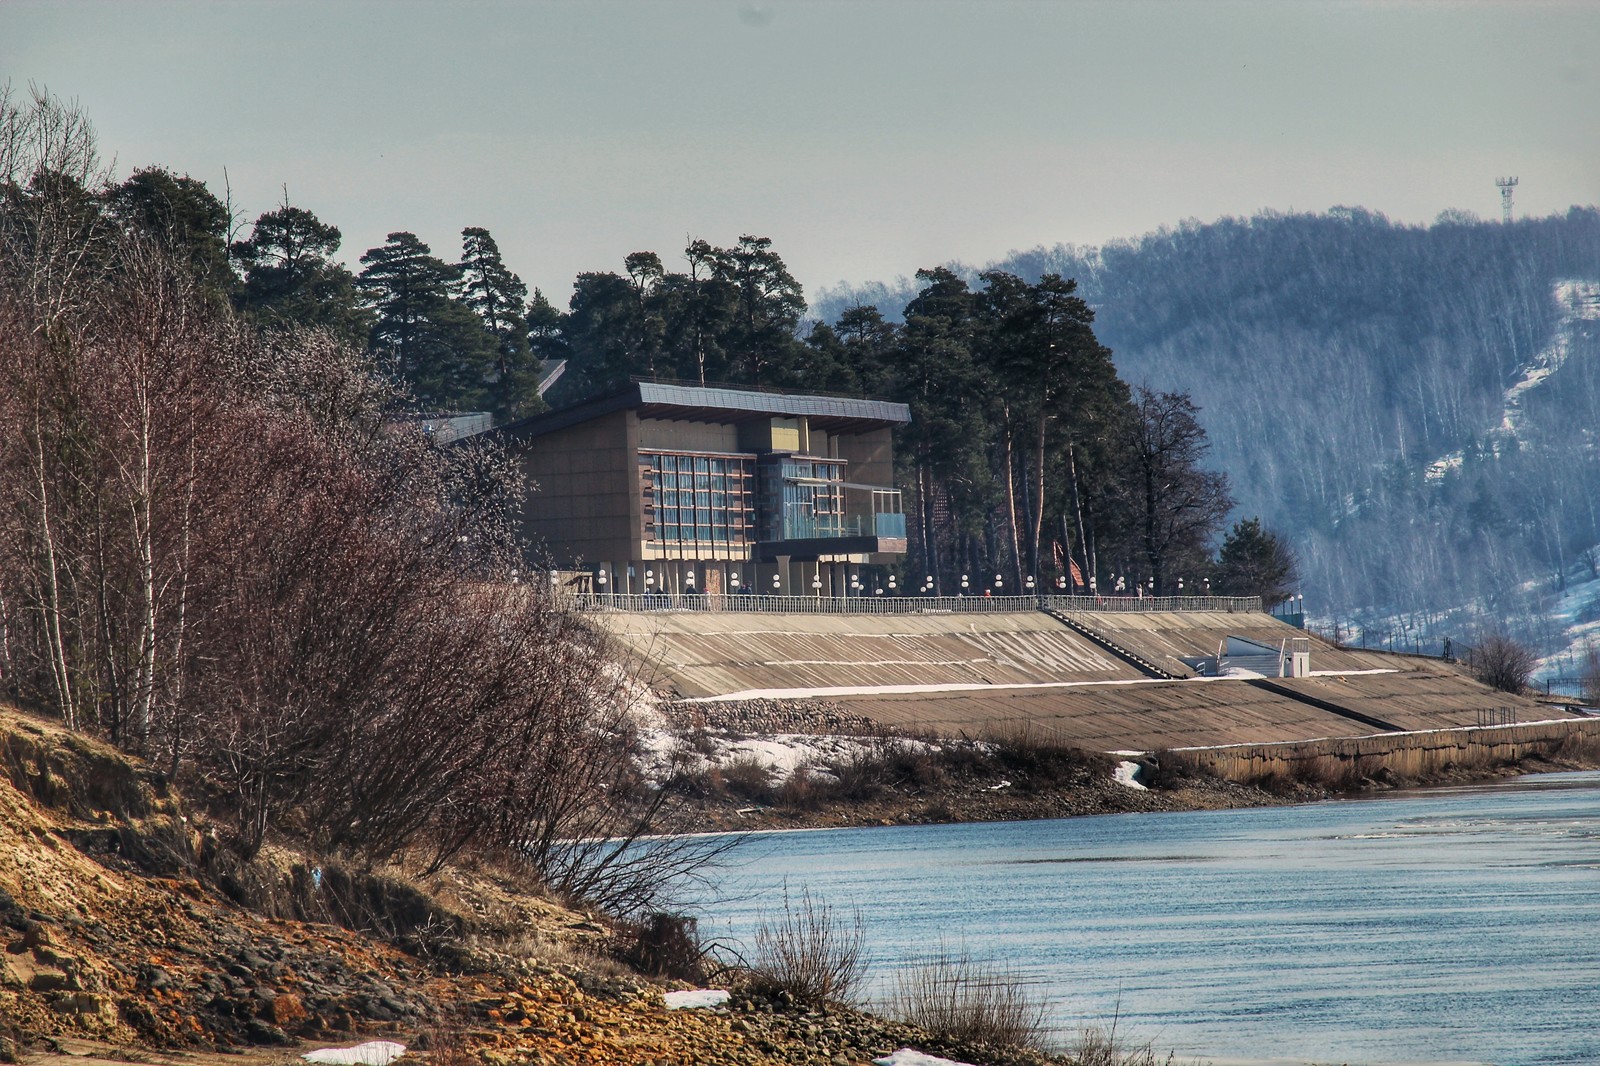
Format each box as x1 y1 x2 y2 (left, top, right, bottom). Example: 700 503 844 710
815 207 1600 651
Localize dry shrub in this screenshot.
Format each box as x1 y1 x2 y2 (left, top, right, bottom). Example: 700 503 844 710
718 754 776 802
1069 1023 1175 1066
981 729 1110 791
412 1002 475 1066
1137 750 1212 790
0 90 732 919
887 945 1049 1052
775 763 830 811
743 889 866 1007
1582 642 1600 707
621 912 709 983
1469 632 1537 694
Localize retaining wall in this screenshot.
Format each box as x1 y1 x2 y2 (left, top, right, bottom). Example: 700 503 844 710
1177 717 1600 783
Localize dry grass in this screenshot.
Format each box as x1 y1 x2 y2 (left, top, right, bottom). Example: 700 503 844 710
1068 1024 1177 1066
885 945 1050 1052
741 889 867 1007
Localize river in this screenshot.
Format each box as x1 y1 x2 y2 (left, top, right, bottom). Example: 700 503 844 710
687 771 1600 1066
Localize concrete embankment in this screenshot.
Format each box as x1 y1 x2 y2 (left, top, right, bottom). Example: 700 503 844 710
1176 717 1600 784
596 606 1571 752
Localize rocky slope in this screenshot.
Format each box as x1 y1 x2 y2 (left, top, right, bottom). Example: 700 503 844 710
0 704 1068 1066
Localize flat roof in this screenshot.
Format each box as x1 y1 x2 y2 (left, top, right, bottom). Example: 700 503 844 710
494 381 911 443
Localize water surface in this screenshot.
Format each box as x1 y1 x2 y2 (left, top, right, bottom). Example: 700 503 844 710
689 772 1600 1066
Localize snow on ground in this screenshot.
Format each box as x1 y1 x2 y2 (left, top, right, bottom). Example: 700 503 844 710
302 1043 407 1066
637 727 938 786
1426 279 1600 484
663 988 730 1010
1533 555 1600 682
874 1050 978 1066
1113 760 1147 790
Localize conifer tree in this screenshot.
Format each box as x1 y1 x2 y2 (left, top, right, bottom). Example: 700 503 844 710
232 203 370 347
358 231 496 411
458 226 540 420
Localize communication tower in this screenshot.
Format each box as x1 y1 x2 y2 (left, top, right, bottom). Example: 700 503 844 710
1496 176 1519 223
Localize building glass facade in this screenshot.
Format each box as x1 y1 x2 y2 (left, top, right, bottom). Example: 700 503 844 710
640 450 757 547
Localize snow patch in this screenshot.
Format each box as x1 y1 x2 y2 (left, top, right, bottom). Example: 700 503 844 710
874 1050 979 1066
302 1042 407 1066
664 988 730 1010
1114 760 1147 790
640 728 940 787
1426 278 1600 484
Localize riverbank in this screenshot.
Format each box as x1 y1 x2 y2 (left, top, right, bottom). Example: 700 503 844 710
659 724 1600 834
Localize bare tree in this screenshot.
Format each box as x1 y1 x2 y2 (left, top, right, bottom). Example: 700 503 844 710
1470 632 1537 695
1121 387 1233 593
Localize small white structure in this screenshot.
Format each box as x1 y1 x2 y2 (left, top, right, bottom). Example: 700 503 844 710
1182 635 1312 678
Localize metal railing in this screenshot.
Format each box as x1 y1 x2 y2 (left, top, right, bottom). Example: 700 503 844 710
1040 594 1262 613
571 592 1264 615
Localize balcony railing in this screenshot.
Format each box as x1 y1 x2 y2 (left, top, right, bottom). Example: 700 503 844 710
571 592 1264 615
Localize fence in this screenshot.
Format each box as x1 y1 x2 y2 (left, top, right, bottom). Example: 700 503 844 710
571 592 1264 615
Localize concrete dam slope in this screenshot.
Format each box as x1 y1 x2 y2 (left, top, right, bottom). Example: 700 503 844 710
599 609 1135 699
596 607 1559 750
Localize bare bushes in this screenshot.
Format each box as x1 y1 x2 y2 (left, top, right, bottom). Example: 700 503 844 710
1068 1024 1173 1066
886 945 1049 1052
0 91 726 918
1469 632 1538 694
1582 641 1600 707
1136 749 1213 790
668 729 1112 816
743 890 867 1007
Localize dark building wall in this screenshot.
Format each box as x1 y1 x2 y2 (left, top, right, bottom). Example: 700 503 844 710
638 417 741 453
518 409 640 566
836 426 894 487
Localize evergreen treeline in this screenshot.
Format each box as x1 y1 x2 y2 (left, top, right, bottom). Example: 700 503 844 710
73 166 551 424
818 207 1600 645
2 97 1294 606
551 242 1277 601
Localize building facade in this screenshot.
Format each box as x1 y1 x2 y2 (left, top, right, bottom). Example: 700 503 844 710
494 383 911 596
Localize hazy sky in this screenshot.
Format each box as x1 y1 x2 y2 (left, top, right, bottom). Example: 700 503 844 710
7 1 1599 305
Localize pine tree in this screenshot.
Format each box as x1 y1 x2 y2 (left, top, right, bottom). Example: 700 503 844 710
232 203 370 347
1215 517 1297 606
358 231 496 411
458 227 539 421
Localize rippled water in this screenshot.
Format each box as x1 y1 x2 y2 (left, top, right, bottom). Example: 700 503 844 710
687 772 1600 1066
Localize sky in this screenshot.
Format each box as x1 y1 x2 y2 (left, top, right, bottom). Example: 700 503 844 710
7 0 1599 307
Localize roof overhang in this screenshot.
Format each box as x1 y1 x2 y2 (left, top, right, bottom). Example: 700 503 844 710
493 382 911 444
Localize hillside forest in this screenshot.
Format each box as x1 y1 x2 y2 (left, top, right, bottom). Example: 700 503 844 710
818 209 1600 655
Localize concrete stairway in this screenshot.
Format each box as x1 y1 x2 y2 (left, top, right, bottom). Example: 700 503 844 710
1042 608 1181 680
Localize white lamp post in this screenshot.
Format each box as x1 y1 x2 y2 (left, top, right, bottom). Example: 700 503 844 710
994 573 1004 594
960 574 969 595
594 569 605 595
888 574 898 594
812 574 823 597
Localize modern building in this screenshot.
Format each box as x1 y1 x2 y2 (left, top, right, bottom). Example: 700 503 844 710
493 382 911 596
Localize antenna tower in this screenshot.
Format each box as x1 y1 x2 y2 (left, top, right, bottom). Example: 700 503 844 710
1496 176 1518 223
